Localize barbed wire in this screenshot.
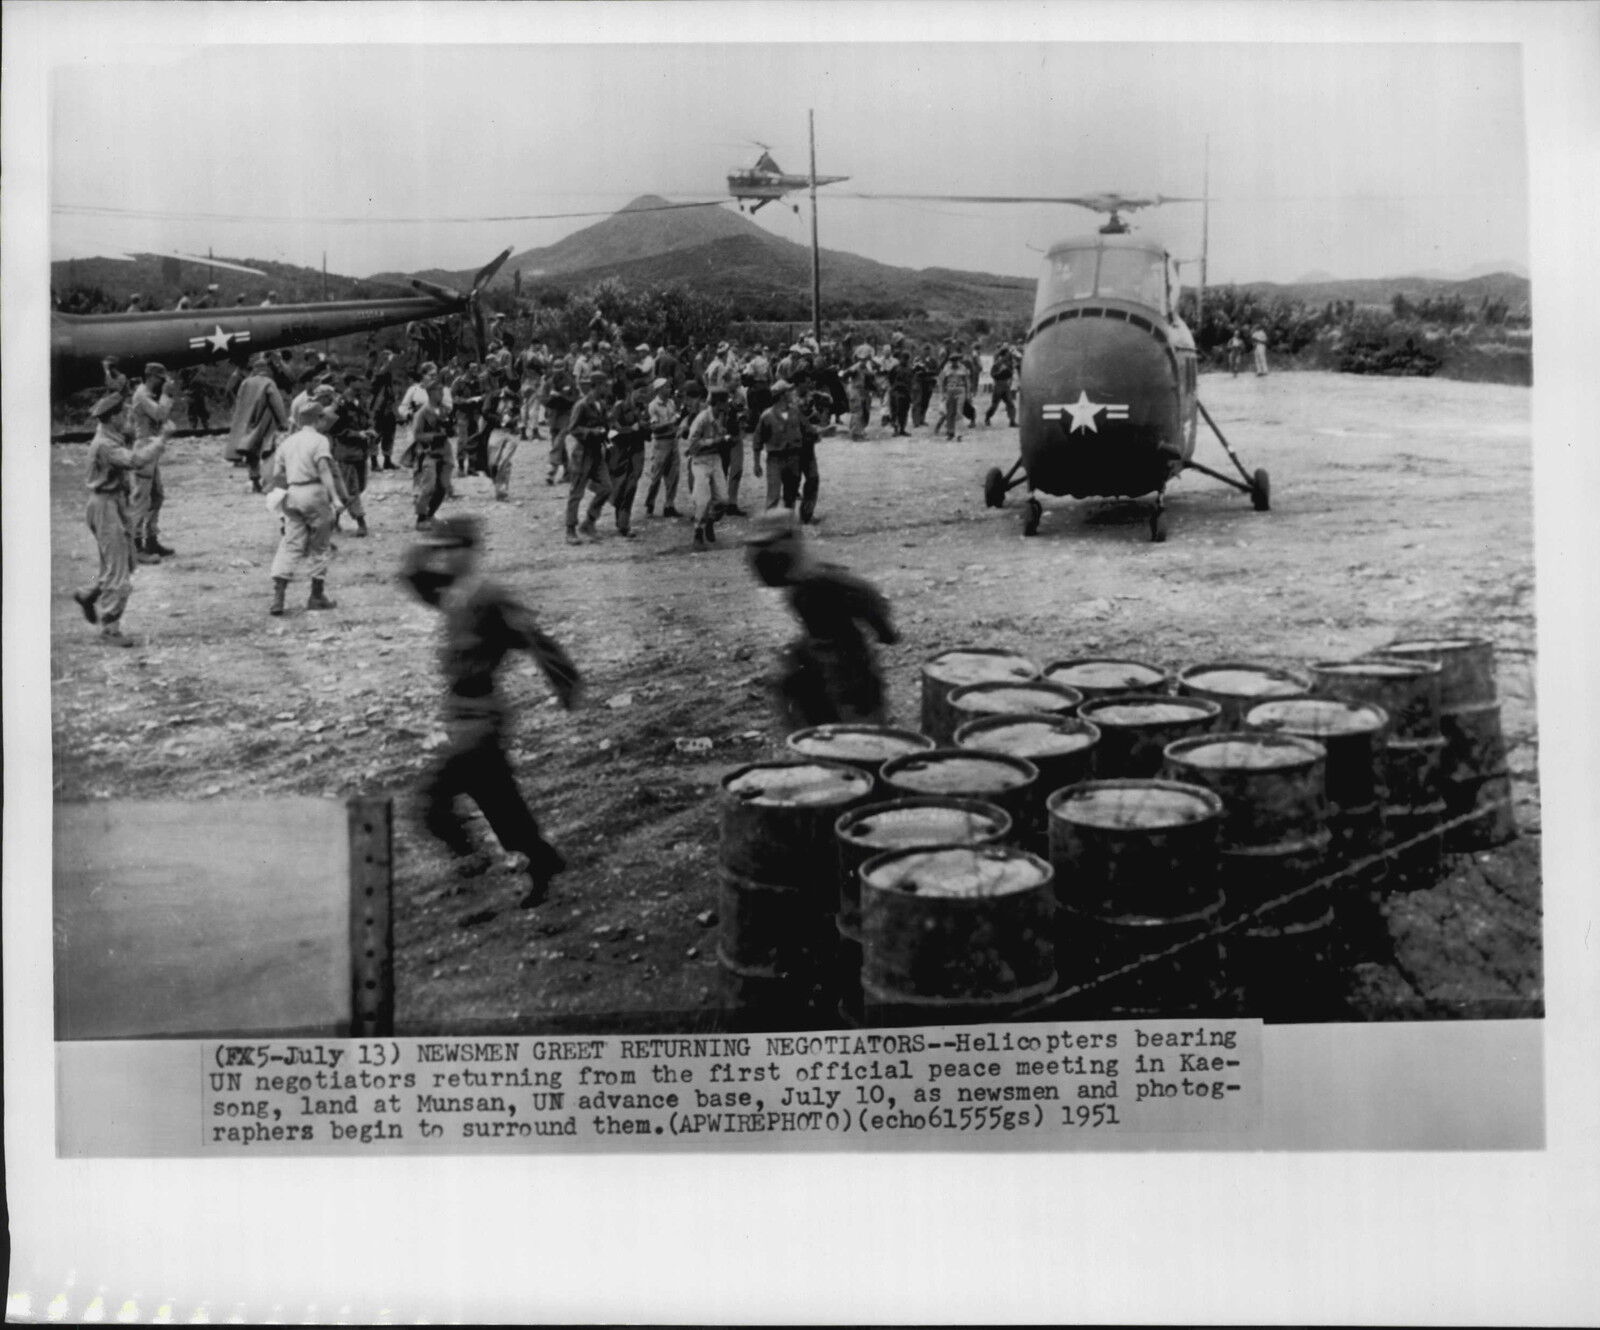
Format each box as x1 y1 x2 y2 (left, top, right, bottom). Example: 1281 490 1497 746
1010 793 1521 1020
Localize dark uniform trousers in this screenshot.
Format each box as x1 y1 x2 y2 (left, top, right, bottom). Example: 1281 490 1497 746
422 712 563 875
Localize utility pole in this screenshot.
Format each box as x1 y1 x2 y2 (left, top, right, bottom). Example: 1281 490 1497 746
809 108 822 349
322 250 330 355
1198 135 1210 335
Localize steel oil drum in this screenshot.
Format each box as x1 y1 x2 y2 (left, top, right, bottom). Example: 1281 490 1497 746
859 844 1056 1027
1046 779 1224 921
785 724 935 792
1380 636 1515 848
947 679 1084 736
1045 779 1227 1019
919 647 1041 744
954 714 1100 851
1378 736 1448 891
1245 697 1390 892
1176 662 1312 729
1162 734 1332 927
718 760 875 1024
878 748 1038 840
1078 694 1222 779
1310 658 1442 741
832 797 1012 1025
1224 907 1345 1022
1043 656 1168 703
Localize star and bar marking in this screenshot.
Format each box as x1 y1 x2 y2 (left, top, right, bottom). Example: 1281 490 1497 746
1042 390 1130 434
187 325 253 355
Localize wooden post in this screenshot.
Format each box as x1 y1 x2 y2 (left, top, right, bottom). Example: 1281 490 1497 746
347 796 395 1036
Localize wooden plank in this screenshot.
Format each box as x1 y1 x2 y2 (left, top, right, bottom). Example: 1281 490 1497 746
54 799 353 1040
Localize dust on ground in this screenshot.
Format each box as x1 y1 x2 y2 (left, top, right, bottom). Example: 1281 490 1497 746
49 370 1540 1031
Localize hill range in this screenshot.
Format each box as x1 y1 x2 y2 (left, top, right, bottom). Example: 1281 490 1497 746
55 194 1529 323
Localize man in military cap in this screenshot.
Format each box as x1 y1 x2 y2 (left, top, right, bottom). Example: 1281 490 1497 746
564 373 614 544
72 388 168 646
400 514 582 907
407 377 454 529
641 376 682 518
128 362 177 561
606 371 650 537
225 353 289 492
752 378 813 513
267 397 344 616
746 512 899 727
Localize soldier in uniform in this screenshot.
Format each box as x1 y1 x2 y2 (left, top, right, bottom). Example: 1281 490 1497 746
368 349 400 470
683 383 725 550
485 383 522 501
400 515 581 907
935 350 970 440
606 372 650 537
72 389 168 646
564 375 614 544
128 362 177 562
985 343 1018 427
641 376 682 518
746 512 900 727
326 375 372 538
267 398 344 616
406 378 454 529
225 353 289 492
543 358 579 486
752 378 812 513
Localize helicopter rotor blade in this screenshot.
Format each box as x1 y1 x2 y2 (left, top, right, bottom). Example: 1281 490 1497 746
411 277 464 304
471 247 513 294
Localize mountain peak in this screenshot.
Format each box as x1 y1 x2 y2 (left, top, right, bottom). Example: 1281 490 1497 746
620 194 673 213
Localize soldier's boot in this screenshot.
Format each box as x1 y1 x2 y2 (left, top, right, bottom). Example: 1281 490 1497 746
518 843 567 909
149 536 176 557
269 577 289 617
577 517 599 540
692 523 707 551
306 579 337 611
135 537 162 565
355 516 369 538
98 617 134 648
566 525 583 547
73 587 100 624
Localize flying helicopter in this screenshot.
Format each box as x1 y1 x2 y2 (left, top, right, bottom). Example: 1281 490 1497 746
727 144 849 215
842 190 1271 542
50 248 512 395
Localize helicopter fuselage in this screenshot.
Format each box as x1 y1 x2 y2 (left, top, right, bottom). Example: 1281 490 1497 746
1017 233 1197 499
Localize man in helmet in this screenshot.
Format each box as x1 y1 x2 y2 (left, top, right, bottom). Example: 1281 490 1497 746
400 515 582 908
746 512 900 727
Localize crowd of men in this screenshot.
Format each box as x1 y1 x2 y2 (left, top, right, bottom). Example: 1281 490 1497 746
74 326 1024 631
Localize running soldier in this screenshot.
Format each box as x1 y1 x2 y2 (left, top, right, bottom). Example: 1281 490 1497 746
401 515 581 907
72 389 168 646
746 512 900 727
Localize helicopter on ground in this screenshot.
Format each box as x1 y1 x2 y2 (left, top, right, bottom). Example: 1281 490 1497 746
847 191 1270 542
50 248 512 395
726 145 848 215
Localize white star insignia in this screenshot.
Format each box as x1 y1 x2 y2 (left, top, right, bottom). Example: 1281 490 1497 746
203 325 236 353
1062 389 1103 434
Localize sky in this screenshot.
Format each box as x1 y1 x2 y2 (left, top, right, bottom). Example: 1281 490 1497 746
40 8 1530 288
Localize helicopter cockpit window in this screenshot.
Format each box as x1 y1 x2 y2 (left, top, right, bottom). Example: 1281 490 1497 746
1035 250 1099 315
1095 248 1169 312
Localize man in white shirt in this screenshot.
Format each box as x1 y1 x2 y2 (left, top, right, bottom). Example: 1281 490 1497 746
268 399 344 616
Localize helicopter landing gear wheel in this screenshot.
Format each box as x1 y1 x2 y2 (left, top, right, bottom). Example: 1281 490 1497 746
983 466 1007 509
1022 498 1042 537
1251 467 1271 512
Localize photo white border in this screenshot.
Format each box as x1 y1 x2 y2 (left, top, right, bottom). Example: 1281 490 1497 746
7 1 1599 1321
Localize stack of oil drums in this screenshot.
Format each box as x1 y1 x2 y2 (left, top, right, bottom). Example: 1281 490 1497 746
713 637 1517 1029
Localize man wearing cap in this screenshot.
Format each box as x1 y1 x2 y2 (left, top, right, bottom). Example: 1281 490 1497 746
400 515 582 907
517 341 548 440
746 512 899 727
451 361 488 478
845 345 877 441
985 342 1018 427
406 377 453 526
267 398 344 615
368 349 400 470
225 354 289 492
936 349 971 441
543 357 578 486
72 389 168 646
641 376 682 518
195 283 219 310
683 383 726 551
563 375 614 544
128 362 177 561
606 372 650 537
326 376 372 538
752 378 814 515
485 383 522 501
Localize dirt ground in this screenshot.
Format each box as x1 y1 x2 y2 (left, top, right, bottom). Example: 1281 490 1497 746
49 369 1541 1032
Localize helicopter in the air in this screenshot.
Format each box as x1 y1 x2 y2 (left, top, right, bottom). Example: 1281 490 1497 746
50 248 512 395
727 144 849 215
846 190 1271 542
